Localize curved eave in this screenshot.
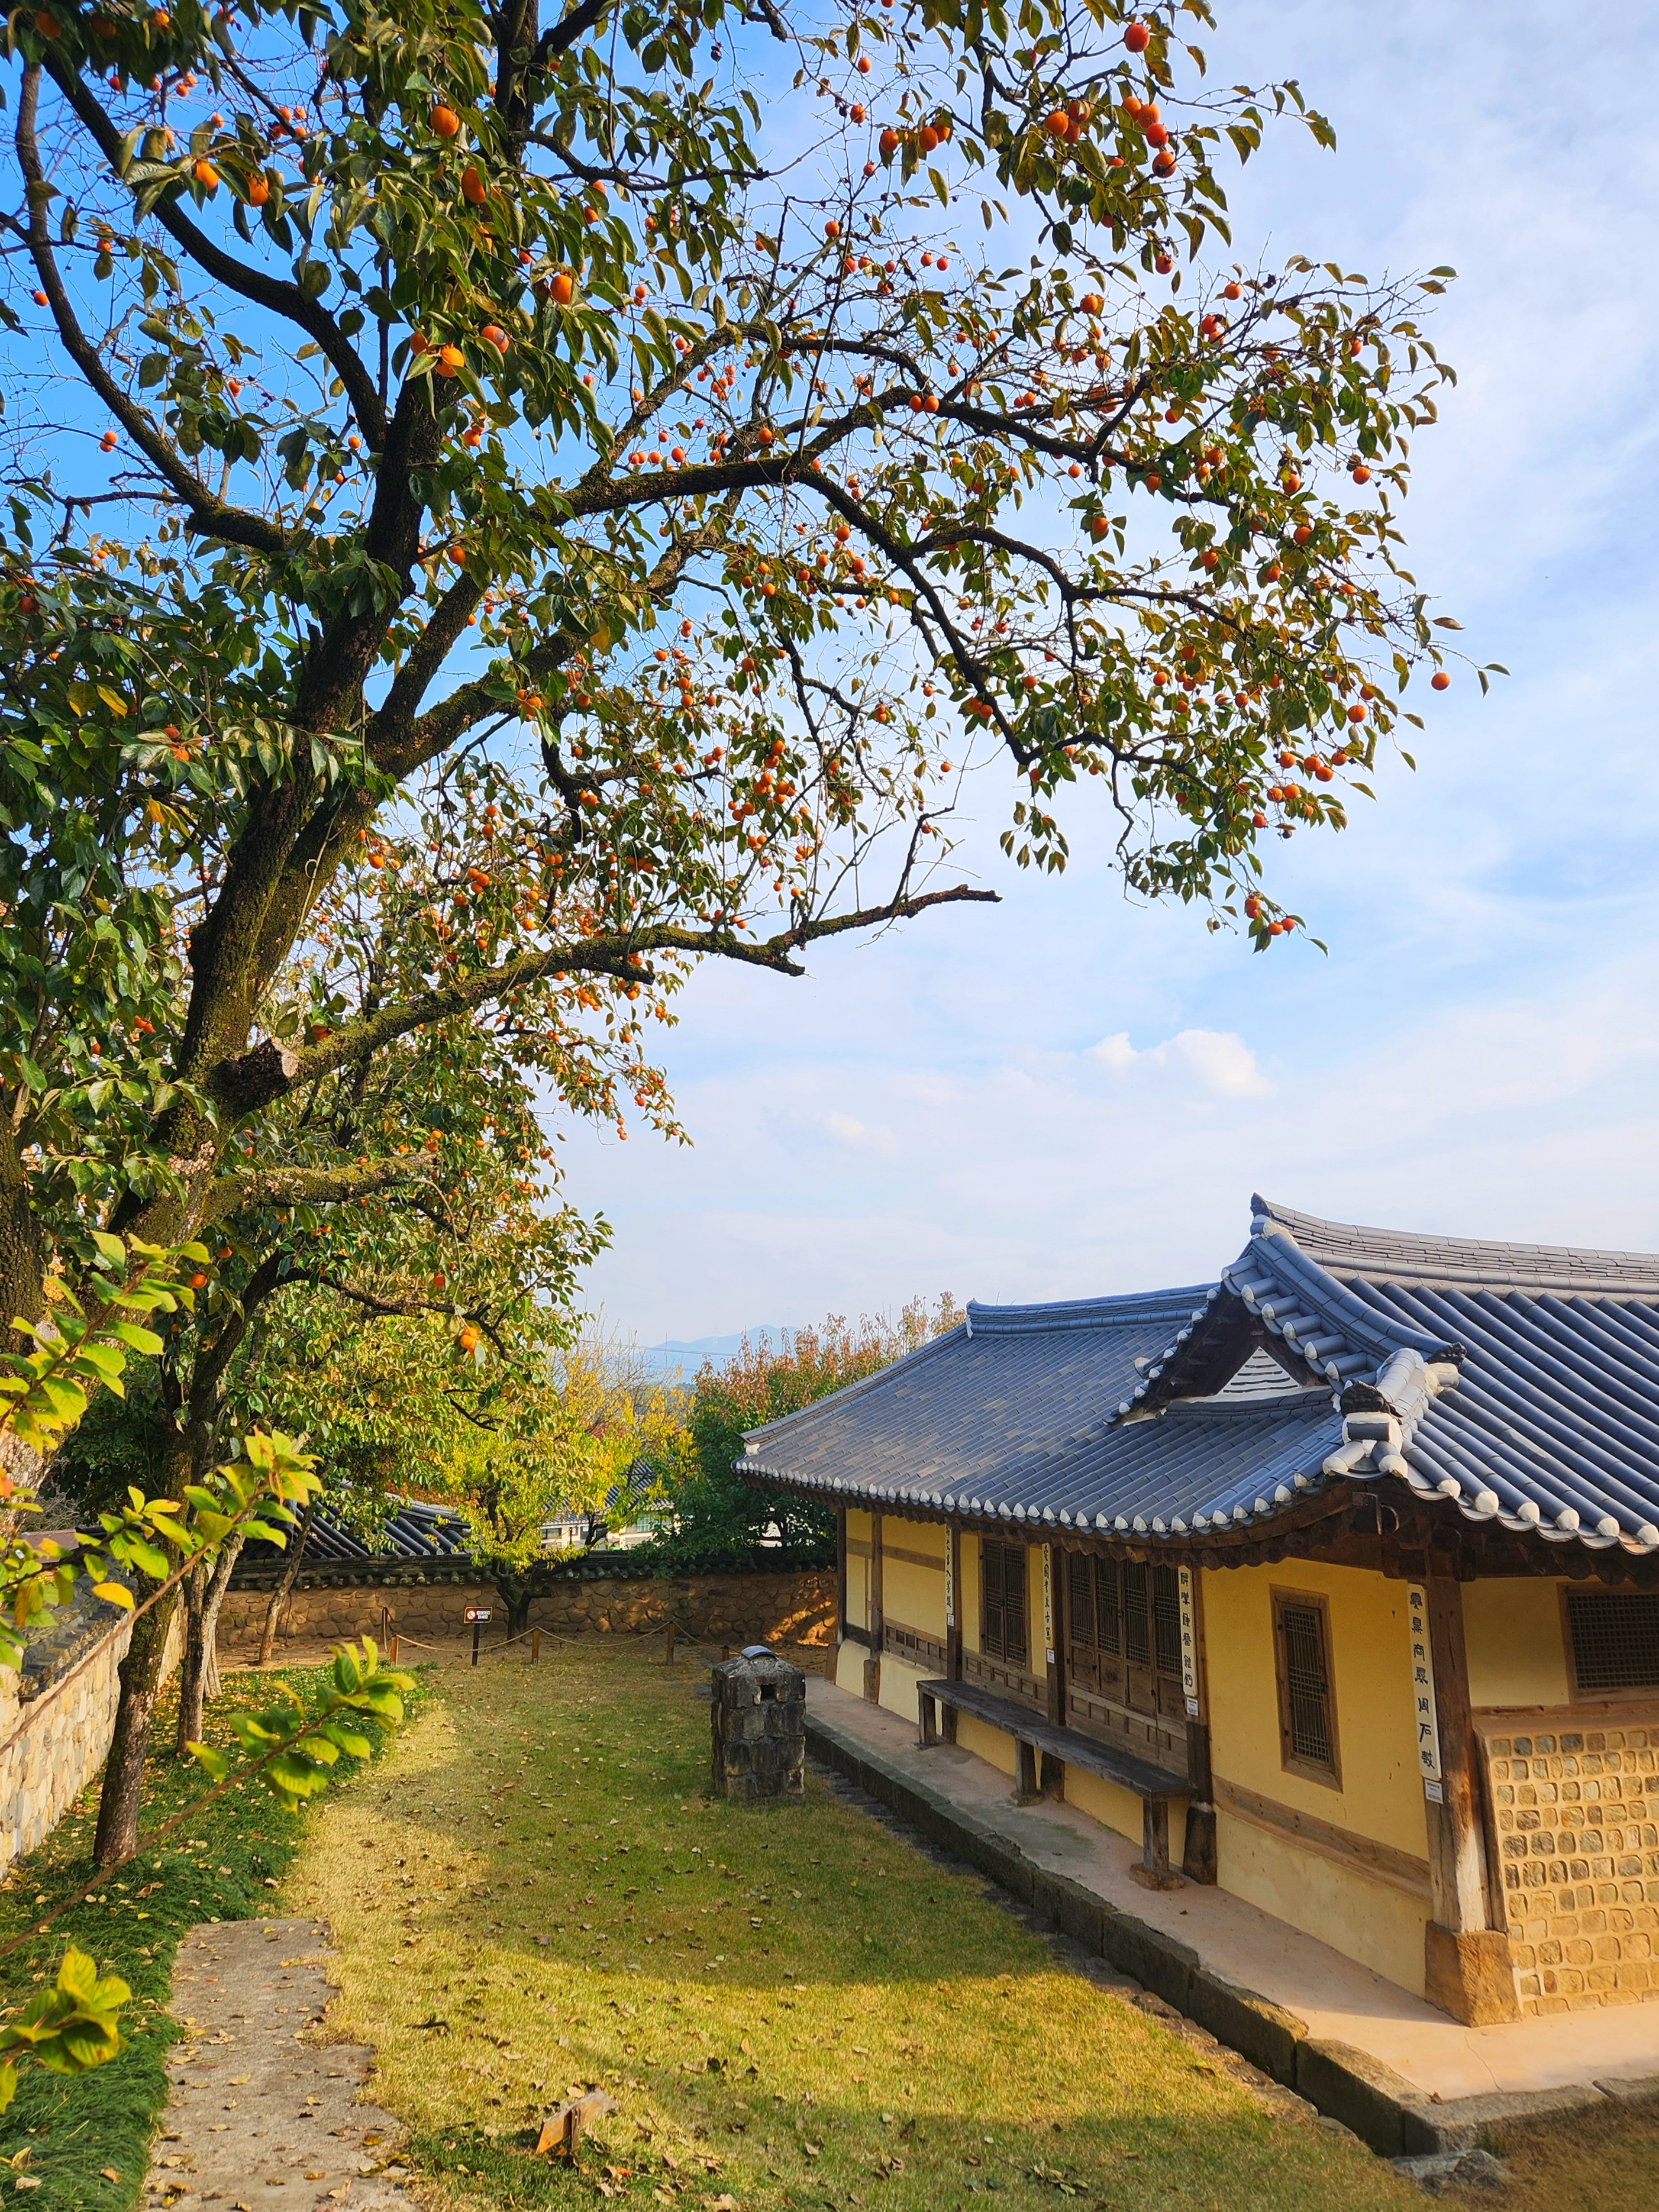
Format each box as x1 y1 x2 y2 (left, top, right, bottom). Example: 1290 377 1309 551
741 1446 1659 1561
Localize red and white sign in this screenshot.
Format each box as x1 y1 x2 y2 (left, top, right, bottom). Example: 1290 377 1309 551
464 1606 492 1625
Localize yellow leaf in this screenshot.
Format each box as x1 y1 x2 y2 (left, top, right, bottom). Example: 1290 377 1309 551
95 687 129 716
92 1583 134 1610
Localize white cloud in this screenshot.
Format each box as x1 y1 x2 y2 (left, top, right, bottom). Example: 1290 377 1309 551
822 1112 897 1156
1087 1029 1273 1100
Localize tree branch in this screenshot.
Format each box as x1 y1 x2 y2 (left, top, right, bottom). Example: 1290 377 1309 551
201 1158 421 1225
16 68 288 557
41 55 388 450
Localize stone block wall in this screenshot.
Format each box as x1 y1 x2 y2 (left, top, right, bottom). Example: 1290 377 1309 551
0 1587 182 1882
1484 1709 1659 2015
217 1567 835 1656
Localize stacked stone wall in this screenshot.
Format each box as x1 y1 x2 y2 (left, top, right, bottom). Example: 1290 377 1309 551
218 1567 835 1655
0 1594 182 1882
1483 1707 1659 2015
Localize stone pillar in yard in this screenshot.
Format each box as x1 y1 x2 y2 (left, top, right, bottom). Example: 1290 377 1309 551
709 1646 806 1801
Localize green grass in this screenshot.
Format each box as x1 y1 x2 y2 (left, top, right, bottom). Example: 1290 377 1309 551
0 1662 415 2209
1451 2097 1659 2211
286 1641 1424 2212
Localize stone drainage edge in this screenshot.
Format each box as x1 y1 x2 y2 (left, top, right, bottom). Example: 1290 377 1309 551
804 1706 1659 2160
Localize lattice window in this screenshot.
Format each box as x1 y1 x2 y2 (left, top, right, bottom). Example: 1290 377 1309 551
1123 1561 1151 1668
1067 1549 1095 1649
1273 1588 1340 1785
1153 1565 1182 1678
1095 1556 1121 1656
1567 1590 1659 1697
980 1541 1028 1668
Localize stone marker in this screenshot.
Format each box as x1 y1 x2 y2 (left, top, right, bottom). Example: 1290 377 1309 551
709 1645 806 1801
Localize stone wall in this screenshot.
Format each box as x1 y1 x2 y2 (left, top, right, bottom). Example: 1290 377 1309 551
218 1567 835 1656
1484 1706 1659 2014
0 1583 182 1882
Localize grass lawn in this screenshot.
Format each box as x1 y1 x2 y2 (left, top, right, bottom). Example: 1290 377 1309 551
284 1641 1424 2212
0 1663 411 2210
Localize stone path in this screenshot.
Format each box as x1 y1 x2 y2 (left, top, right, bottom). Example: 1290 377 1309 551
141 1918 417 2212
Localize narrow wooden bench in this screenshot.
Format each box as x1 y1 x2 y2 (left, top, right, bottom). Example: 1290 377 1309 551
916 1676 1195 1887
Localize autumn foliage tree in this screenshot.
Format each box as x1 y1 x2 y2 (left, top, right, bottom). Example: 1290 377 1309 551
0 0 1470 1855
645 1299 965 1570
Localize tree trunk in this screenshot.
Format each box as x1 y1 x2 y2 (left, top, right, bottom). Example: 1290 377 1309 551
174 1530 244 1754
258 1503 314 1666
93 1589 181 1867
92 1413 194 1869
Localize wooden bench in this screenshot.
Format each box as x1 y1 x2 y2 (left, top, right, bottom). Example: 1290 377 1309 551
916 1676 1195 1887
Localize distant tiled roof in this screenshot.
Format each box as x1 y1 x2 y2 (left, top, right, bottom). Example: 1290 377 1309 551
240 1498 472 1565
741 1197 1659 1560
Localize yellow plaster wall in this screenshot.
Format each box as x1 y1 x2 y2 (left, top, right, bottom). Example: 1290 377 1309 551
1215 1813 1429 1997
1201 1560 1429 1982
876 1648 929 1727
960 1533 982 1652
1063 1765 1188 1863
845 1508 873 1632
883 1555 947 1641
956 1712 1018 1780
1463 1578 1570 1709
892 1519 947 1563
834 1639 866 1697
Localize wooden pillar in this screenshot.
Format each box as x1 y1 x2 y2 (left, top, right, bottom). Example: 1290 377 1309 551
945 1524 963 1680
864 1511 884 1703
1416 1577 1519 2024
832 1507 847 1683
1180 1564 1217 1884
1041 1543 1064 1727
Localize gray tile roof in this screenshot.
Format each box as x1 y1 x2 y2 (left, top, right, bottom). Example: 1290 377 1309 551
741 1197 1659 1561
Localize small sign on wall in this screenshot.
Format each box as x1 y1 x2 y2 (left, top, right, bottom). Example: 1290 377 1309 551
1177 1565 1200 1715
1041 1544 1055 1667
1406 1584 1444 1800
944 1534 956 1632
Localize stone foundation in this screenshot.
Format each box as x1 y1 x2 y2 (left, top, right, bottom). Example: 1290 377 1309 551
218 1567 835 1657
1484 1708 1659 2015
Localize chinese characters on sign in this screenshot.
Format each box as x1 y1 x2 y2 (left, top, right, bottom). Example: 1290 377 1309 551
944 1533 956 1632
1177 1565 1200 1716
1406 1584 1444 1802
1042 1545 1056 1668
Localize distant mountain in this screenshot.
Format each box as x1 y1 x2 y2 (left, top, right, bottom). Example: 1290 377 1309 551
637 1326 790 1384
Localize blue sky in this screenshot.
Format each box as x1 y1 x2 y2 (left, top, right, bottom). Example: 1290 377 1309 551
564 0 1659 1345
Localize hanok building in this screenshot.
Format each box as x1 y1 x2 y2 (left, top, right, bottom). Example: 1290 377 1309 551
740 1198 1659 2028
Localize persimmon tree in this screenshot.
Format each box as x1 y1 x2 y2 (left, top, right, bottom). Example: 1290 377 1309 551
63 770 640 1840
1 0 1466 1850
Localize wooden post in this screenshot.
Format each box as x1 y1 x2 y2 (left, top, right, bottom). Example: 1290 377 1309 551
945 1525 963 1680
1418 1577 1519 2024
664 1620 677 1668
834 1507 848 1682
380 1603 390 1647
389 1633 398 1664
1042 1544 1064 1729
531 1628 541 1665
1180 1565 1218 1884
864 1512 884 1703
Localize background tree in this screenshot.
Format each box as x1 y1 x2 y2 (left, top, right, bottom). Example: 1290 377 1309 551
1 0 1470 1851
641 1298 964 1572
424 1334 679 1634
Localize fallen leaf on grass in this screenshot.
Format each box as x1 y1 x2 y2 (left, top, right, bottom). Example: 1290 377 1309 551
99 2174 121 2185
